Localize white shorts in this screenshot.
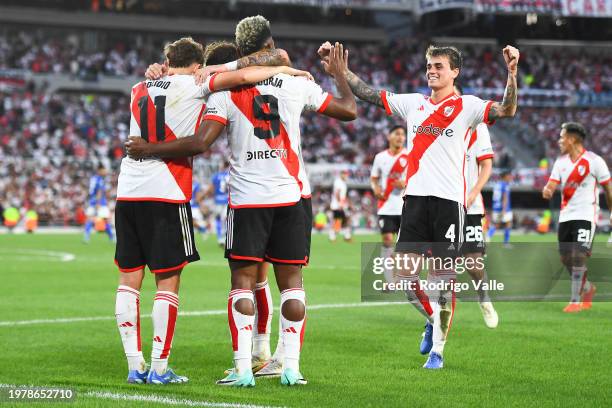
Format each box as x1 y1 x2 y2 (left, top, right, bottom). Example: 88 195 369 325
492 211 513 224
87 206 110 219
191 207 204 225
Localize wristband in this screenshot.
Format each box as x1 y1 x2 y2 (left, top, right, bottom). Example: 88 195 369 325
223 60 238 71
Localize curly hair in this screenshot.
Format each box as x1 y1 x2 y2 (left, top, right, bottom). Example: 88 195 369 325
204 41 239 66
235 15 272 56
163 37 204 68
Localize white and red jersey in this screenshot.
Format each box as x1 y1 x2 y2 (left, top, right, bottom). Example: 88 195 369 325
118 74 216 203
549 150 610 224
466 123 494 215
380 91 494 205
297 144 312 198
371 148 409 215
330 177 348 211
203 74 331 208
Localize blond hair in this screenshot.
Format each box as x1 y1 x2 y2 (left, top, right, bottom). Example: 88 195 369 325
235 15 272 56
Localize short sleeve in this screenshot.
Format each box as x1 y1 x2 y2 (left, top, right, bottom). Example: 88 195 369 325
202 91 228 126
475 124 494 161
301 78 332 113
462 95 495 128
371 155 382 178
549 159 562 184
380 91 421 119
593 156 611 185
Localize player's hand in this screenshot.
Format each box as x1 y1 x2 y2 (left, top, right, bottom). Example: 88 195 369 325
280 66 314 81
317 41 332 62
125 136 150 160
194 64 227 85
467 189 479 208
502 45 520 75
145 63 168 80
322 42 348 78
542 186 554 200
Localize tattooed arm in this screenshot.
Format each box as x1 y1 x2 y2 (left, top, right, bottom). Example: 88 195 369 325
236 48 291 69
489 45 520 120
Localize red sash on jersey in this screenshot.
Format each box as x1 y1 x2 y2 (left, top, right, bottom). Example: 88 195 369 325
130 82 192 201
230 86 303 192
378 153 409 209
561 158 590 210
405 97 464 189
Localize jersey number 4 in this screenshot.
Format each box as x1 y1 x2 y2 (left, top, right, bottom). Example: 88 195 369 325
252 95 280 140
138 95 166 142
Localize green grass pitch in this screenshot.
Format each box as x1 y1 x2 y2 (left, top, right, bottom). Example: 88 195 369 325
0 232 611 407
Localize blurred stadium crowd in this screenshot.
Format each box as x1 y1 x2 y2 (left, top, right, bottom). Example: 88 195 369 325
0 28 610 226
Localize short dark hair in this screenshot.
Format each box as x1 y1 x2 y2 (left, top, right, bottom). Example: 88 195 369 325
561 122 587 141
164 37 204 68
235 15 272 56
388 125 405 134
204 41 240 66
426 45 463 71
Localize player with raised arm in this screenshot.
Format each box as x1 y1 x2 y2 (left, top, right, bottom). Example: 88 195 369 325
542 122 611 313
370 126 408 285
320 41 519 368
126 40 356 387
114 37 312 385
329 169 351 242
487 170 513 247
83 164 114 243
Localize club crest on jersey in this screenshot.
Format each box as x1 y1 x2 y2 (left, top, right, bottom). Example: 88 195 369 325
577 165 586 176
399 157 407 167
443 106 455 117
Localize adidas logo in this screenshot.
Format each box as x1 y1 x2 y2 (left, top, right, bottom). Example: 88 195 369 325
283 327 297 334
153 336 163 342
240 325 253 331
119 322 134 327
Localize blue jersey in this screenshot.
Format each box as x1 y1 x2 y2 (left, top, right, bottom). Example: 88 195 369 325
492 181 511 212
190 182 201 208
211 171 229 205
88 175 107 206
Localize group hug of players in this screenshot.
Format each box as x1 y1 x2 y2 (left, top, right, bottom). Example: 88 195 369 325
111 14 611 386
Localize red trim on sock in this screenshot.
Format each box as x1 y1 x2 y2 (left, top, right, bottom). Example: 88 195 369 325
136 297 142 352
414 280 433 316
299 315 307 352
255 285 270 334
159 304 177 359
228 296 239 351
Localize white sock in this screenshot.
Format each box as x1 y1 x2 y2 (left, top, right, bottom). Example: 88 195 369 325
381 245 395 285
329 229 336 241
115 285 146 372
343 228 352 240
151 291 179 375
280 288 306 372
228 289 255 375
430 272 456 356
570 266 587 303
253 280 273 359
271 316 285 361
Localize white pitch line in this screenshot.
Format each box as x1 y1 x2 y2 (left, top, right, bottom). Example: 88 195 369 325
0 385 281 408
0 248 75 262
0 302 405 327
83 390 283 408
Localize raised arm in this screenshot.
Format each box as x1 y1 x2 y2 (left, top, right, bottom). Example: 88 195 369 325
236 48 291 69
318 43 357 121
488 46 520 121
125 120 225 160
318 41 383 108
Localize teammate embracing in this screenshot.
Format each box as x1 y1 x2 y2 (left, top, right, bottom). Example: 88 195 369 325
542 122 611 313
127 40 356 386
115 37 311 385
